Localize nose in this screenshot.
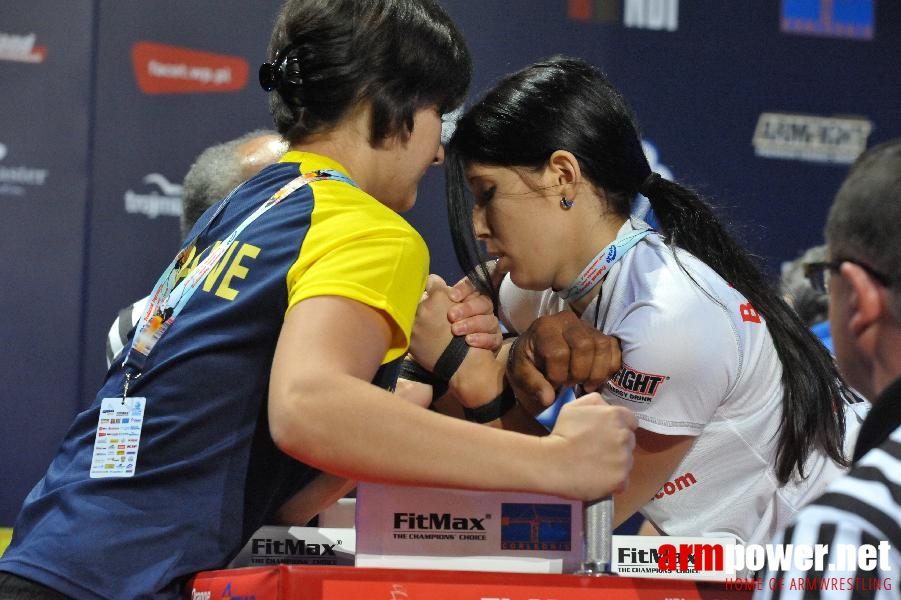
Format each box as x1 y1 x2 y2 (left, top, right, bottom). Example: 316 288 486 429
432 144 445 166
472 205 489 239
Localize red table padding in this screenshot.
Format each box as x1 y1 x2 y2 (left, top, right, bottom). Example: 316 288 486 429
187 565 754 599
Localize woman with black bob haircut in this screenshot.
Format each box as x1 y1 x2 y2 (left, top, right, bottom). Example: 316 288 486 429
265 0 470 147
440 55 865 547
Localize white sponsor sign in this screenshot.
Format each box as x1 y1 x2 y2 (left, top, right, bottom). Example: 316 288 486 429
753 112 873 164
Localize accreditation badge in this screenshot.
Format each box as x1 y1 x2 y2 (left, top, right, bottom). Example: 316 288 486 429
89 396 146 478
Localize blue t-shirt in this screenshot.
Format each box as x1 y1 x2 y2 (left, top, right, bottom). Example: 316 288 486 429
0 152 428 599
809 319 833 354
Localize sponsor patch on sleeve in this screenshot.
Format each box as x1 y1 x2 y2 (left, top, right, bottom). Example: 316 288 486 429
607 363 668 403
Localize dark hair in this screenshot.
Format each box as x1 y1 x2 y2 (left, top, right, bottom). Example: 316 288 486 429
446 56 854 483
265 0 471 145
826 138 901 320
180 129 284 238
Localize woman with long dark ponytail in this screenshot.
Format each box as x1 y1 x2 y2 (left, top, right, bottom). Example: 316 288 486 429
438 56 865 546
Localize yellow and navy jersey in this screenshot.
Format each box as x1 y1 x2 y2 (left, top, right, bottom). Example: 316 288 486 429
0 152 428 599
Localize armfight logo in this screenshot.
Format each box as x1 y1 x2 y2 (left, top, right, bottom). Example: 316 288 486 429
0 32 47 63
781 0 874 40
568 0 679 31
752 112 873 165
0 143 50 197
607 363 668 404
132 41 248 94
124 173 182 218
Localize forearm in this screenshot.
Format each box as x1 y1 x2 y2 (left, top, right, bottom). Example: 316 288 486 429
270 374 560 496
611 428 695 526
274 473 357 525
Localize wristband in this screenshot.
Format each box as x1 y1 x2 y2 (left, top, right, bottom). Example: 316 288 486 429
398 358 448 407
463 386 517 423
399 357 438 386
432 335 470 383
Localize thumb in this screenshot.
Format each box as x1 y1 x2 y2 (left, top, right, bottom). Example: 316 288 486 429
449 276 477 302
565 391 608 408
425 274 448 295
509 363 558 412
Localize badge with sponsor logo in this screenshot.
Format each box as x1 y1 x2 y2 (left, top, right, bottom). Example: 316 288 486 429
89 396 145 478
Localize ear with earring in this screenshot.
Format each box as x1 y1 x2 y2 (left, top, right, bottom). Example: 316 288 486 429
560 196 574 209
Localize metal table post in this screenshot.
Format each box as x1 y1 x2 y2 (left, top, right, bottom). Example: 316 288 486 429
575 496 615 575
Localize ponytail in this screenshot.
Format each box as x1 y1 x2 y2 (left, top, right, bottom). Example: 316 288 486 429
643 175 852 483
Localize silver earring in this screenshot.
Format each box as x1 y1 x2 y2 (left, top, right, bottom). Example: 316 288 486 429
560 196 574 209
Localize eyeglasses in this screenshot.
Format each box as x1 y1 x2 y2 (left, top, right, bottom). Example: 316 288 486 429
803 259 892 294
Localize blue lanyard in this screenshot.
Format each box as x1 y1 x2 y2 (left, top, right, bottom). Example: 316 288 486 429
120 168 356 396
557 222 651 303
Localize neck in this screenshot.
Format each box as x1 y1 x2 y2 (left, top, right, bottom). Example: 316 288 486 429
289 105 378 192
870 325 901 400
558 215 631 315
568 285 601 317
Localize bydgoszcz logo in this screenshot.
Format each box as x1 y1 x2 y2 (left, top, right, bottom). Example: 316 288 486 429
501 503 572 551
752 112 873 165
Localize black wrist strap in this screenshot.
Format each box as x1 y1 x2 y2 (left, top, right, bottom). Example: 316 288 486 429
463 386 517 423
399 358 448 408
432 335 470 383
399 357 437 386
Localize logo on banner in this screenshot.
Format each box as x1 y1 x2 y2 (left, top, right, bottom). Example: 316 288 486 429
568 0 679 31
0 32 47 63
752 112 873 164
124 173 182 218
132 41 249 94
0 143 50 197
500 503 572 551
781 0 874 40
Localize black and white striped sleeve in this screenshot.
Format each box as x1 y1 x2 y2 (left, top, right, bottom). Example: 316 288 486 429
755 431 901 599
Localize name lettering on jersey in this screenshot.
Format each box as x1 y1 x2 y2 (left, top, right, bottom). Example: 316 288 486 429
739 302 761 324
174 239 261 301
607 363 668 403
653 471 697 500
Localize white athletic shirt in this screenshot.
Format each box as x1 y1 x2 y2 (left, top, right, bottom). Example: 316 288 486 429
498 218 864 547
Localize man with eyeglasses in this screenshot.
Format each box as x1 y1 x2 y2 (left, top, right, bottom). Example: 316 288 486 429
756 139 901 598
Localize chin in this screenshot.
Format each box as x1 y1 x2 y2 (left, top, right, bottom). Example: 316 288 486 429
398 191 418 213
509 271 547 292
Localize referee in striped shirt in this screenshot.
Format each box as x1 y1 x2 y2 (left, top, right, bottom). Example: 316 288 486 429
756 139 901 599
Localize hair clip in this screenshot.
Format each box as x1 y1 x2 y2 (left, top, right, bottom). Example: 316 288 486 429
258 44 299 92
